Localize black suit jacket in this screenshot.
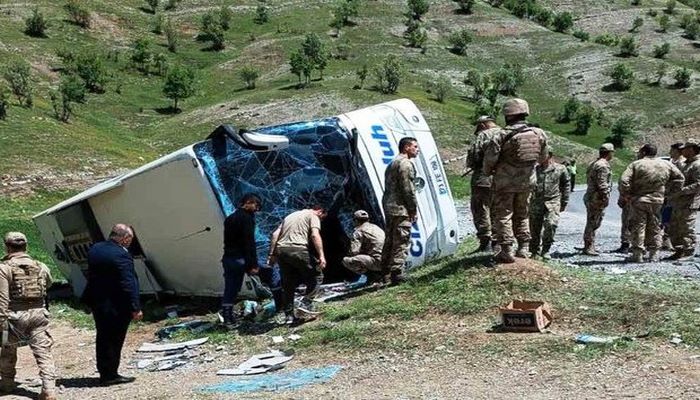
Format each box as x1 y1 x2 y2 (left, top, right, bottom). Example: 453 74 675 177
84 240 140 314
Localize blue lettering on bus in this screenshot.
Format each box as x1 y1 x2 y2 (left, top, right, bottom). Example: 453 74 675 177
371 125 395 165
410 221 423 257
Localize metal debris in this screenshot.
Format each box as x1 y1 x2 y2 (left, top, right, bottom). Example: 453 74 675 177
217 350 294 376
137 337 209 352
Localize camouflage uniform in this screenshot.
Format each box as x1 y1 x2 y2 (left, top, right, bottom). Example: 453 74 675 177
0 251 56 396
529 161 570 256
669 153 700 256
467 127 500 244
665 157 686 249
483 122 548 254
583 157 612 251
342 221 385 274
619 157 684 261
381 153 417 277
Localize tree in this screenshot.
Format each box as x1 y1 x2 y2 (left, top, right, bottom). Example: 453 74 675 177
73 52 109 93
153 53 168 76
147 0 159 14
289 50 312 86
658 14 670 32
492 63 524 95
163 65 196 111
356 64 368 88
653 42 670 58
302 33 329 79
25 7 48 37
64 0 91 28
219 5 232 31
630 16 644 32
557 96 581 123
685 20 700 40
165 20 178 52
607 116 635 148
239 65 259 89
674 67 692 88
573 29 590 41
464 69 491 101
50 73 85 122
534 8 554 27
407 0 429 20
654 63 667 85
153 12 164 34
406 24 428 48
254 4 269 24
454 0 475 14
3 60 33 108
448 29 473 55
374 55 402 94
0 88 8 120
665 0 676 14
552 12 573 33
201 12 226 50
574 104 595 135
429 77 452 103
131 38 154 73
618 36 639 57
607 63 634 90
333 0 360 26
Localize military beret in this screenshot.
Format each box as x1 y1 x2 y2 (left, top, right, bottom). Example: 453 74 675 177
599 143 615 152
475 115 495 123
4 232 27 245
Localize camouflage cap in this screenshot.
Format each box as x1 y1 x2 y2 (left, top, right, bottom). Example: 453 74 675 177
4 232 27 245
475 115 495 123
599 143 615 152
353 210 369 220
502 98 530 117
680 138 700 149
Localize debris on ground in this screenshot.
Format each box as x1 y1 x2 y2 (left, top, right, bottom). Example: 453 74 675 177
156 320 215 339
217 350 295 376
670 333 683 345
497 300 553 332
311 275 385 303
201 365 342 393
137 337 209 353
574 334 635 345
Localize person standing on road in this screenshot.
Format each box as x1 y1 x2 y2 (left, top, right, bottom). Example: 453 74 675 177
0 232 56 400
582 143 615 256
380 137 419 284
566 160 577 192
483 98 548 263
619 144 684 263
220 193 263 328
84 224 142 386
341 210 385 281
667 139 700 260
529 148 570 259
662 142 686 250
466 115 501 253
268 206 327 324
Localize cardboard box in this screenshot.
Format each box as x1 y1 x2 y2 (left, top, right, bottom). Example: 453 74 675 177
499 300 553 332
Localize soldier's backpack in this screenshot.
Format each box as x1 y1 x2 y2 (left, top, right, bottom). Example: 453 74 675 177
501 125 542 167
7 258 46 301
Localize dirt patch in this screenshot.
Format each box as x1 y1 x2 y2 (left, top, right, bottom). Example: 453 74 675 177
493 258 560 284
89 12 131 44
0 163 125 198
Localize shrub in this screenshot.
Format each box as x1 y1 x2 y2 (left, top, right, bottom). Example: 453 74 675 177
301 33 329 79
665 0 676 14
653 42 670 58
573 29 590 41
2 59 33 108
630 17 644 32
492 63 524 95
165 20 178 52
558 96 581 123
153 12 164 34
594 33 619 46
658 14 670 32
164 0 179 11
607 63 634 90
219 5 232 31
574 104 595 135
374 55 402 94
64 0 91 28
534 8 554 27
25 7 48 37
631 0 641 5
674 67 692 88
647 9 657 17
131 38 154 73
147 0 159 14
72 52 109 93
254 5 269 24
50 73 85 122
473 99 497 122
333 0 359 26
552 11 573 33
654 63 668 84
685 20 700 40
454 0 475 14
464 69 491 101
289 50 313 86
201 12 226 50
163 64 196 111
0 89 8 120
407 24 428 48
356 64 368 88
607 116 635 148
618 36 639 57
153 53 168 76
448 29 473 55
407 0 429 20
429 77 452 103
239 66 260 89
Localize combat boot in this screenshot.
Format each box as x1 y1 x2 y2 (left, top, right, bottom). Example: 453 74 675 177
612 242 630 254
540 244 552 260
626 249 644 263
582 241 599 256
515 241 530 259
646 250 659 262
39 389 56 400
477 238 492 253
661 237 673 251
491 241 500 254
0 379 16 394
219 305 237 329
494 244 515 264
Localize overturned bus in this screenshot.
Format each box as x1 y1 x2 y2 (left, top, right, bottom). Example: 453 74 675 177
33 99 460 298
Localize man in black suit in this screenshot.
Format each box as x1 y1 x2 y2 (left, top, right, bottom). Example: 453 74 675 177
85 224 142 386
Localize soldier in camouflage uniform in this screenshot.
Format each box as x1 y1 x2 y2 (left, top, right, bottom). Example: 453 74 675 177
529 148 570 259
0 232 56 400
667 139 700 260
342 210 385 279
483 98 548 263
381 137 419 284
619 144 684 262
467 115 501 252
582 143 615 255
663 142 686 250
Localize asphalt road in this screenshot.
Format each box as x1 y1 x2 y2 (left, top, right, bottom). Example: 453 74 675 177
457 185 700 277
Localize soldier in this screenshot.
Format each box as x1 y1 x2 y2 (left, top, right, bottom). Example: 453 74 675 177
667 139 700 260
467 115 501 252
342 210 385 281
381 137 419 284
483 98 548 263
662 142 686 250
619 144 684 262
0 232 56 400
529 147 570 259
566 160 577 192
582 143 615 255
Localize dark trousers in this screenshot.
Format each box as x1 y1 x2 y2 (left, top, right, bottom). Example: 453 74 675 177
93 306 131 380
570 174 576 192
221 255 246 306
277 247 322 315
